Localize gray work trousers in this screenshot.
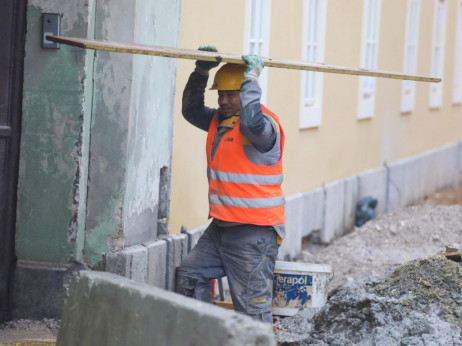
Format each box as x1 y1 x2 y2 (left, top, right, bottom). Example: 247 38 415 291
177 220 279 323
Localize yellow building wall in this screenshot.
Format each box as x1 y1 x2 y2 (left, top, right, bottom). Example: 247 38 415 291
170 0 462 234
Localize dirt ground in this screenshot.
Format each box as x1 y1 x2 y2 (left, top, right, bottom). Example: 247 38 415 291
2 186 462 342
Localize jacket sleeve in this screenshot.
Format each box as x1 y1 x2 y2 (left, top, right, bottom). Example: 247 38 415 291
182 69 216 132
239 78 277 152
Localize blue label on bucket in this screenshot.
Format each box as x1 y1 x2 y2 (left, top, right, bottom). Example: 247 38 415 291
272 273 313 308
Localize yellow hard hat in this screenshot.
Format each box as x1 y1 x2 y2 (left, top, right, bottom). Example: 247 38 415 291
210 63 246 90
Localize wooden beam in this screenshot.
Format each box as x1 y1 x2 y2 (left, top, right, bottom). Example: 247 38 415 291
47 36 441 83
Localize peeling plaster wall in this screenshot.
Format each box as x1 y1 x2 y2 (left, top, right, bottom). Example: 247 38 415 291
84 0 180 267
83 0 135 268
16 1 95 263
17 0 179 268
124 0 180 246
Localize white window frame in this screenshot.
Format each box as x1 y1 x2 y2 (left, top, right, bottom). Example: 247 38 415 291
358 0 382 119
401 0 421 114
244 0 272 105
429 0 448 109
299 0 328 129
453 0 462 104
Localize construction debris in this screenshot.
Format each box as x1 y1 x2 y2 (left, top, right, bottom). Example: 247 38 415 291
275 203 462 345
275 253 462 345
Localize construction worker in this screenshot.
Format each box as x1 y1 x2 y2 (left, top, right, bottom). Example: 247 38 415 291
177 46 285 323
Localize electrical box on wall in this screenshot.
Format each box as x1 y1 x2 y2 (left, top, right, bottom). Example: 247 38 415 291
42 13 60 49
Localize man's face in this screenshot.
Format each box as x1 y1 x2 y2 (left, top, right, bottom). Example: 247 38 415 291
218 90 240 117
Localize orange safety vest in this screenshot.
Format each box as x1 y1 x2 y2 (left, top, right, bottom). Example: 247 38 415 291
206 105 285 226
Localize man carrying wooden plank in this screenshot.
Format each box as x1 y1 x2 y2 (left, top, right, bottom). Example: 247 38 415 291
177 46 285 323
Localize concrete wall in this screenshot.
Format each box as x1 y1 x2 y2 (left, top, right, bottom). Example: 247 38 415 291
57 271 276 346
14 0 180 319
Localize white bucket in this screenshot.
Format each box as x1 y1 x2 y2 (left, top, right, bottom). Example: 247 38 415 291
272 261 333 316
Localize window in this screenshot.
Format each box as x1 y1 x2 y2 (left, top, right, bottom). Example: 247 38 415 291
429 0 447 109
453 0 462 104
299 0 328 129
358 0 382 119
244 0 272 104
401 0 421 113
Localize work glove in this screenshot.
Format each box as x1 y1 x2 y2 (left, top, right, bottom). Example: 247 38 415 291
195 46 220 72
242 54 264 79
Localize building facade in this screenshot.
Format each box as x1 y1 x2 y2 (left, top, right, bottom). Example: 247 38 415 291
170 0 462 258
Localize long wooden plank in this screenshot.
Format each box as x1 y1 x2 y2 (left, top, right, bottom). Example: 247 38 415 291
47 36 441 83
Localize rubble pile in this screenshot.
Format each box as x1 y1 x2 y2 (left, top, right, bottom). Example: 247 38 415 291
275 253 462 345
276 204 462 345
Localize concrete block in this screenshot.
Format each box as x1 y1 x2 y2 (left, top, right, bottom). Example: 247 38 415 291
358 167 387 215
105 251 127 277
418 149 439 199
322 180 345 244
125 245 148 283
300 188 324 237
105 245 148 284
12 260 84 319
165 234 188 291
186 224 208 252
343 176 359 231
414 154 430 202
388 144 460 212
278 193 303 261
144 239 167 289
57 271 276 346
388 143 460 211
434 143 459 190
387 156 417 211
459 142 462 186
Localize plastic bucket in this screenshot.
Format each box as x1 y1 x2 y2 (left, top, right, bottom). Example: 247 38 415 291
272 261 333 316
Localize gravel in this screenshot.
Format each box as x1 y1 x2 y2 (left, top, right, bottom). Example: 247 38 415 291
275 204 462 345
302 205 462 291
0 318 60 335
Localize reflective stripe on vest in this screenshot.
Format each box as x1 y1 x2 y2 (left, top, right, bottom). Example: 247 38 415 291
209 194 285 209
208 168 283 185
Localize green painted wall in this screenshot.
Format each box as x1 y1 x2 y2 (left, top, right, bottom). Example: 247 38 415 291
16 2 94 263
